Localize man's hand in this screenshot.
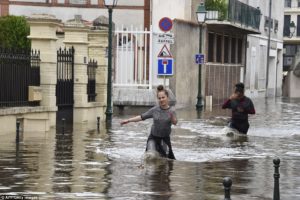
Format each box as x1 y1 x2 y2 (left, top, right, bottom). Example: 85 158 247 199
229 93 238 100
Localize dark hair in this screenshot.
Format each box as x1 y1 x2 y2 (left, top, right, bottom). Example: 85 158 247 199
157 85 169 97
235 82 244 93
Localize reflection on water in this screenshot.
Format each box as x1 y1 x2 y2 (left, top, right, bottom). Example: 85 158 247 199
0 98 299 199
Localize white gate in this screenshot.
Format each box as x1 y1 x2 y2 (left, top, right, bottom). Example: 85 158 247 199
114 26 153 89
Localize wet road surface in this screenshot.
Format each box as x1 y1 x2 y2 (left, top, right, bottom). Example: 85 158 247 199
0 98 299 199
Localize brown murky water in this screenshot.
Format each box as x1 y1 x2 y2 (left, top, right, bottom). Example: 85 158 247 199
0 98 299 199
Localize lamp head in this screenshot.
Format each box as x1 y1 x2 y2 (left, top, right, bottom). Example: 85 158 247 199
290 21 296 37
104 0 118 8
196 3 207 23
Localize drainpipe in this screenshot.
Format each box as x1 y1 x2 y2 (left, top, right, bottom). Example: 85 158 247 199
265 0 272 97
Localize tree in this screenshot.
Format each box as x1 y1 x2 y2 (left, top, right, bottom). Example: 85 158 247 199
0 15 30 49
205 0 228 21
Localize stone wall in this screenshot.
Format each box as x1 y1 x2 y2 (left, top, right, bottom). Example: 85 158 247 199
169 19 199 107
0 14 108 134
169 19 243 108
205 64 242 106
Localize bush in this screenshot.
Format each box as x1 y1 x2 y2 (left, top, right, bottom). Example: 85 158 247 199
0 15 30 49
205 0 228 21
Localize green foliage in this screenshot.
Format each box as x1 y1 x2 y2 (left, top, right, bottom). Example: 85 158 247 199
205 0 228 21
0 15 30 49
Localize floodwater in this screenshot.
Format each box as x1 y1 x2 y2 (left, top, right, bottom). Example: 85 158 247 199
0 98 300 200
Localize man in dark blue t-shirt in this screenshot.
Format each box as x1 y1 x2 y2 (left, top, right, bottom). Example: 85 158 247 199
222 83 255 134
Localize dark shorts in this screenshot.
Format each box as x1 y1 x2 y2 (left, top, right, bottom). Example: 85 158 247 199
146 134 175 160
229 120 250 134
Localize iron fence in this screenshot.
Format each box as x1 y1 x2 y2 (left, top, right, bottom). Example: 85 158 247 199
56 47 74 107
87 59 97 102
0 48 40 107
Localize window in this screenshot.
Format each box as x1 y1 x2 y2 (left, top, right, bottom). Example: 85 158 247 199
284 15 291 36
285 0 291 7
224 36 229 63
285 45 297 55
298 0 300 7
208 33 215 62
231 38 236 64
297 15 300 36
237 38 243 64
274 20 279 33
69 0 87 4
216 35 222 63
264 16 273 30
207 33 243 64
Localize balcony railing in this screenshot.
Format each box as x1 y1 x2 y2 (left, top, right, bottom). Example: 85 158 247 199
227 0 261 30
206 0 261 31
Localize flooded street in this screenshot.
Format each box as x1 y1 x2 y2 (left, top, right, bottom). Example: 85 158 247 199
0 98 300 199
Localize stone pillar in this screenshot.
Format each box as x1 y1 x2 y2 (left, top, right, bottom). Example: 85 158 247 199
89 16 110 124
64 22 89 106
64 16 102 125
88 30 108 107
27 14 62 127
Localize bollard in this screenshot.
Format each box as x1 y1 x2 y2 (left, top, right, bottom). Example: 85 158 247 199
97 116 100 132
62 118 65 134
223 177 232 200
16 121 20 143
273 158 280 200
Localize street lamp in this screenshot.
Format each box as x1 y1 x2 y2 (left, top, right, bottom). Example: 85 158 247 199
104 0 118 123
195 2 206 110
289 21 296 38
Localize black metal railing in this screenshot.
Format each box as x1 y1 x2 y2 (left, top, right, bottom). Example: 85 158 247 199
56 47 74 107
31 50 41 86
87 59 97 102
227 0 261 30
0 48 40 107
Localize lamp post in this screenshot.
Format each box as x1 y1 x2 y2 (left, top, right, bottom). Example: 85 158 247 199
289 21 296 38
196 2 206 110
104 0 118 123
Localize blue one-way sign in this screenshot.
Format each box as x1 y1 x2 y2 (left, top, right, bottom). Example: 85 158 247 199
195 54 205 64
158 58 173 75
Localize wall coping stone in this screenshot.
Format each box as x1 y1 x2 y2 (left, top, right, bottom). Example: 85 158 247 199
0 106 57 116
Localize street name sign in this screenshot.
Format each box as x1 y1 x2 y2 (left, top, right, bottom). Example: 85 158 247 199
195 54 205 64
154 33 174 44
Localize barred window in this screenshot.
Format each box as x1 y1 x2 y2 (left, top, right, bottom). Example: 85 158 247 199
208 33 215 62
69 0 87 4
216 35 222 63
224 36 229 63
231 38 236 64
285 0 291 7
237 38 243 64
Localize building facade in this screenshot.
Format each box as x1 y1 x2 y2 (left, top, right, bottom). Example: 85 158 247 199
245 0 284 98
0 0 148 29
0 0 285 108
282 0 300 97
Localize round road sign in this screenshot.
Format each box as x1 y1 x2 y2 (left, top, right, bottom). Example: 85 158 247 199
159 17 173 32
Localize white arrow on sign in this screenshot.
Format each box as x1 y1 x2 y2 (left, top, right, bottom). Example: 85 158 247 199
162 60 168 73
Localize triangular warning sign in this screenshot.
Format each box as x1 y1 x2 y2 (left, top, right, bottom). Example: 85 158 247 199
158 44 172 58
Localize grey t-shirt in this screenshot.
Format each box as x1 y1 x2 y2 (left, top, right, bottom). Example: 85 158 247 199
141 105 176 138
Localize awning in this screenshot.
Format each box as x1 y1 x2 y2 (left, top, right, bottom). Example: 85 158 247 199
205 20 260 35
